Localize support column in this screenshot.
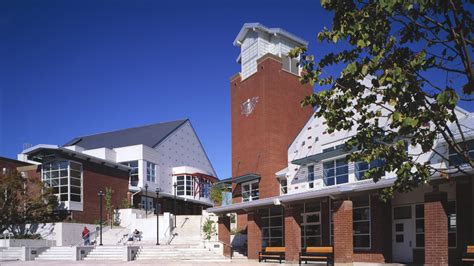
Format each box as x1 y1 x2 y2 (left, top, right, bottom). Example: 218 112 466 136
247 210 262 260
218 215 232 258
284 205 301 263
370 194 392 262
333 200 353 265
424 191 448 266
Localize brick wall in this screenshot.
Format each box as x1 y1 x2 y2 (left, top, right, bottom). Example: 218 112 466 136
284 205 301 263
231 54 313 200
218 216 232 257
247 211 262 260
69 162 129 224
333 200 354 263
424 191 448 266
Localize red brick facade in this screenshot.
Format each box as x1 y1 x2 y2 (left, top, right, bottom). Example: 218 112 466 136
284 205 301 263
218 216 232 258
231 54 313 201
333 200 354 264
247 211 262 260
424 191 448 266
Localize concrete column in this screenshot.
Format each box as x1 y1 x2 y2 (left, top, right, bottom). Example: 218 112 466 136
333 200 353 265
247 211 262 260
424 191 448 266
218 215 232 258
284 205 301 263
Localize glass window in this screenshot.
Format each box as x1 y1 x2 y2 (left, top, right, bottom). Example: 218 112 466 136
122 161 139 186
260 207 284 247
323 158 348 186
282 55 299 75
355 159 383 180
301 202 322 248
447 201 457 247
42 160 82 203
448 140 474 167
415 204 424 247
176 175 193 196
280 179 287 195
242 180 259 202
308 165 314 188
353 195 371 248
146 162 156 182
394 206 412 219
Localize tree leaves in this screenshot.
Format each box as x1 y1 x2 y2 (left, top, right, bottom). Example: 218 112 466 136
295 0 474 199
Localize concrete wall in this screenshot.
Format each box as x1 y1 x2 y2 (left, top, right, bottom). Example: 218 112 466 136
118 209 172 243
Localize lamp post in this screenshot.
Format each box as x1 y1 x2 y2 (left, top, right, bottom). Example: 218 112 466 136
173 182 177 228
145 183 148 219
98 190 104 246
155 187 161 245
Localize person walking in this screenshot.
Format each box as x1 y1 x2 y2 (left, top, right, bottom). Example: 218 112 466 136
82 226 90 245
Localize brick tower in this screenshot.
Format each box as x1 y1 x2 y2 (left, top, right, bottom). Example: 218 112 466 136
230 23 313 228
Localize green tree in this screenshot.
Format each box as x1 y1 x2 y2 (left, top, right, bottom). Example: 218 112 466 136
104 187 114 228
290 0 473 199
210 183 230 206
202 217 217 241
0 170 64 237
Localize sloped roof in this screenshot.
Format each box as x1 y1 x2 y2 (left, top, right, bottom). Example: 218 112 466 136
63 119 188 150
233 23 308 47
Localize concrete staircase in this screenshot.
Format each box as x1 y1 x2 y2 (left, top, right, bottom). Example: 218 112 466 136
83 245 123 261
35 246 72 261
99 227 130 245
232 246 248 260
0 247 22 261
135 244 229 261
168 216 203 245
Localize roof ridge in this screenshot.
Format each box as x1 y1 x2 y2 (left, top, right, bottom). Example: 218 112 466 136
67 119 188 141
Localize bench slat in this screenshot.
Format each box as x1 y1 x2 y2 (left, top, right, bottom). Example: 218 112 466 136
306 247 333 253
265 247 285 253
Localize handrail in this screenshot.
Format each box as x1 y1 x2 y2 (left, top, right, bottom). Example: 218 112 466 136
218 240 233 259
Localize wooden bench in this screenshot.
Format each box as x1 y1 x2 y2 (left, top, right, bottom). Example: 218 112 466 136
299 246 334 266
258 247 285 263
462 245 474 265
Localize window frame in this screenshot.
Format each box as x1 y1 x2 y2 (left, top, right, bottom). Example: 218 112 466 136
176 175 194 196
242 180 259 202
41 160 83 203
261 207 284 247
352 195 371 249
146 161 156 182
301 202 322 248
322 156 349 187
308 165 315 189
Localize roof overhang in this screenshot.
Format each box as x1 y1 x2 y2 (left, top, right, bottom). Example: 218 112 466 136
207 177 396 214
22 144 130 172
232 173 260 184
233 23 308 47
291 147 356 165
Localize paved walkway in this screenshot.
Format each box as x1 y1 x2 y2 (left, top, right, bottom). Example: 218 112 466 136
1 261 283 266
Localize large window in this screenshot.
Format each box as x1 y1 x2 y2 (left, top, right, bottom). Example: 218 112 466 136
448 201 457 247
353 195 371 249
176 175 193 196
260 207 284 247
200 179 211 198
415 204 424 247
242 180 259 202
42 160 82 202
122 161 139 186
323 158 348 186
308 165 314 188
449 140 474 167
300 202 321 247
355 159 383 180
146 162 156 182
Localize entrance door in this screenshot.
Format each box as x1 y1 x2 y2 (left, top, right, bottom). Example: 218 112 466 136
392 205 415 263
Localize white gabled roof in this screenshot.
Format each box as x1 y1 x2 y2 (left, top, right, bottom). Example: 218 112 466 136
233 23 308 47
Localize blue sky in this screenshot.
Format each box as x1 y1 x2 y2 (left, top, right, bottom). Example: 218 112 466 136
0 1 472 179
